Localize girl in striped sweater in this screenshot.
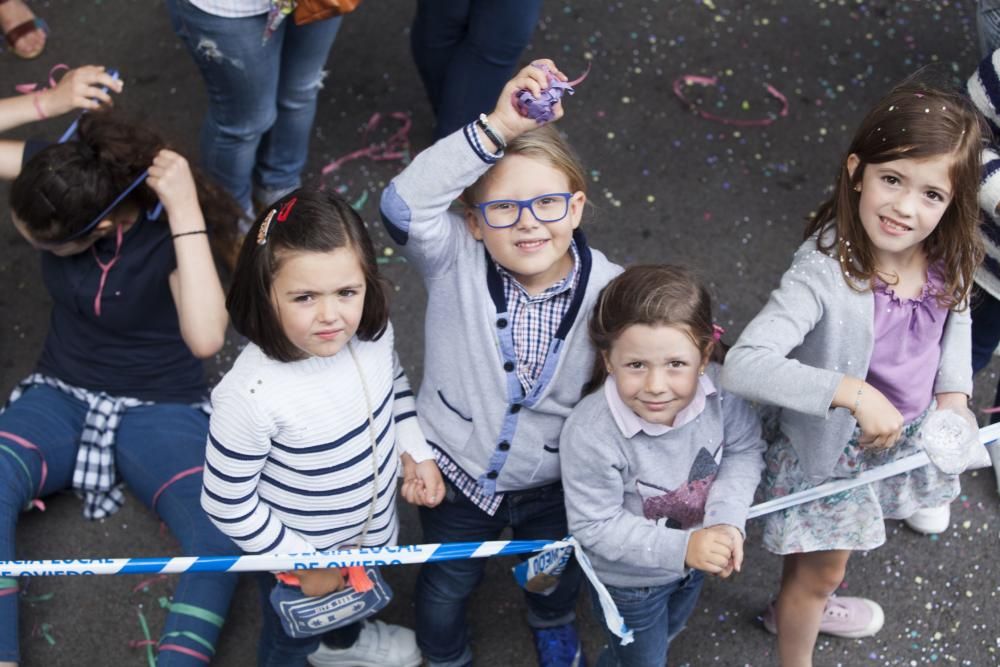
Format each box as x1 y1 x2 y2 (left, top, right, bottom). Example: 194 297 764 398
202 189 444 667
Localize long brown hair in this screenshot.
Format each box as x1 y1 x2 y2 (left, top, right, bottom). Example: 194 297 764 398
10 109 242 271
583 265 724 395
805 80 984 309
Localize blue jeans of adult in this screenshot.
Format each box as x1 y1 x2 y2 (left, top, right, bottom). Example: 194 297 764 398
411 0 544 140
979 0 1000 56
165 0 341 215
972 288 1000 423
0 384 238 666
254 573 362 667
590 571 705 667
416 479 582 667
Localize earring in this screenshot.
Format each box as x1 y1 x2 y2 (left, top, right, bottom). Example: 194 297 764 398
698 368 705 376
854 184 861 192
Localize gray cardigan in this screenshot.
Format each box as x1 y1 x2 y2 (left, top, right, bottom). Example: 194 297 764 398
560 363 766 588
380 129 622 494
721 234 973 480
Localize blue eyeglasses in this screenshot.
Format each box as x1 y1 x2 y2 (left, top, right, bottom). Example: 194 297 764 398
475 192 573 229
54 68 162 243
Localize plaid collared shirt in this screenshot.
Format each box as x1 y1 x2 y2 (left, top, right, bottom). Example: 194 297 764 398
3 374 209 520
498 241 581 394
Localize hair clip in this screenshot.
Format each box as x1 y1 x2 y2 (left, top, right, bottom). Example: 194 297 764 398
256 209 277 246
712 323 725 341
276 196 297 222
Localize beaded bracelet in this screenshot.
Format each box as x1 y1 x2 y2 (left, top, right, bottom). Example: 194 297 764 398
850 386 863 416
476 113 507 152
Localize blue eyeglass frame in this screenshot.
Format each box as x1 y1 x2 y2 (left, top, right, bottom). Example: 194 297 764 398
53 68 163 244
475 192 573 229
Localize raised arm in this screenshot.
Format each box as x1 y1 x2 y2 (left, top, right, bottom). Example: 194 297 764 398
148 149 228 358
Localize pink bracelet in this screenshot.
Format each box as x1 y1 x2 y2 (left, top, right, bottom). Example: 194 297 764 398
32 92 47 120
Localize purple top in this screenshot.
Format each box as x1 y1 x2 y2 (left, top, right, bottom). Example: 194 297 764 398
866 265 948 423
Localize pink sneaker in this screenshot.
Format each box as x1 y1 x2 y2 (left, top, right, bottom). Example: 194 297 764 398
761 595 885 638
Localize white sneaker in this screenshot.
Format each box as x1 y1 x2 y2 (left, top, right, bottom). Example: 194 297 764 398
307 620 422 667
904 504 951 535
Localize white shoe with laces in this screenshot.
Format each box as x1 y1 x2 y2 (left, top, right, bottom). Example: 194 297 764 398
904 504 951 535
307 619 422 667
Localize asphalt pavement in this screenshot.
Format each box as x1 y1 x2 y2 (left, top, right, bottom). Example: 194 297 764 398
1 1 998 665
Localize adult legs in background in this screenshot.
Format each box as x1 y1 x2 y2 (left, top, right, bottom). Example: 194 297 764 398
254 15 341 206
411 0 543 139
0 386 85 665
165 0 340 215
116 404 239 667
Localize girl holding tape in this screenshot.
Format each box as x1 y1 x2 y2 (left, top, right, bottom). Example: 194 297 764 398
202 189 443 667
560 265 766 667
721 81 984 665
0 69 242 666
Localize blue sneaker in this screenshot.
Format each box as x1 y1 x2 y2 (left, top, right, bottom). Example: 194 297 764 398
531 623 584 667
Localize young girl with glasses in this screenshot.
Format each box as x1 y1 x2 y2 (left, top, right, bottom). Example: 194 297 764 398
203 189 444 667
380 59 622 667
560 265 766 667
0 68 241 667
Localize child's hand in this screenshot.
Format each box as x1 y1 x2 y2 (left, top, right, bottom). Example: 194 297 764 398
41 66 123 119
293 567 345 597
146 149 200 223
855 383 904 450
414 459 445 507
485 59 569 146
684 527 734 574
705 525 744 578
400 453 445 507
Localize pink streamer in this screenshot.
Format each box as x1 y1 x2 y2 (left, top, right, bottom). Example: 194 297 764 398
15 64 69 94
672 74 789 127
320 112 412 178
158 644 211 663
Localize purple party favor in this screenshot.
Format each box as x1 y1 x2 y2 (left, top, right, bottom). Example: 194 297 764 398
513 63 591 123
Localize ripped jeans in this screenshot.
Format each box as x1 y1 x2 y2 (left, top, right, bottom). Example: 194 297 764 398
165 0 341 216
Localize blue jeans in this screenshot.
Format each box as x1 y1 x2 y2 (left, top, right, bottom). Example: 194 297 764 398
0 385 238 665
591 572 705 667
416 480 583 667
254 573 362 667
979 0 1000 56
972 288 1000 423
411 0 543 140
165 0 342 214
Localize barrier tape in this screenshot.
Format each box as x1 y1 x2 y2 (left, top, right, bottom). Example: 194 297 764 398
1 423 996 578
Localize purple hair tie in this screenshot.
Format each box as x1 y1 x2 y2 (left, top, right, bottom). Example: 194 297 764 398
513 63 591 124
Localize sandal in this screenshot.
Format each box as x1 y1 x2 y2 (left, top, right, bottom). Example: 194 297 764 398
0 0 47 60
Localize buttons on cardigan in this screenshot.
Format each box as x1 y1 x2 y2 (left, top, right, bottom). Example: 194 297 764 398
503 361 515 372
510 404 521 414
496 318 508 329
498 441 510 451
486 470 499 479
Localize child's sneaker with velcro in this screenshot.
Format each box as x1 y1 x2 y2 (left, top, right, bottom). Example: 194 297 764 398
307 619 422 667
761 595 884 639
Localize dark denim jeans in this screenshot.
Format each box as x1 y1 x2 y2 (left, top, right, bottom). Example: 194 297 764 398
411 0 544 140
165 0 341 214
254 573 362 667
972 288 1000 423
591 571 705 667
416 479 582 667
979 0 1000 56
0 385 238 665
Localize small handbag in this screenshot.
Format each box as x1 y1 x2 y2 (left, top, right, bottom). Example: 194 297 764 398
270 566 393 638
294 0 363 25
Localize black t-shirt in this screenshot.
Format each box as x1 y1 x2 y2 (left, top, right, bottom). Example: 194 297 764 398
24 141 208 403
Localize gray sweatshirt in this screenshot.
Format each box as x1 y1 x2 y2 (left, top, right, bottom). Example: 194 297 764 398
380 129 622 494
721 232 972 480
560 363 766 588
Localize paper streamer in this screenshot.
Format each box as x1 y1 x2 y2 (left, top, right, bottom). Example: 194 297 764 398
672 74 789 127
